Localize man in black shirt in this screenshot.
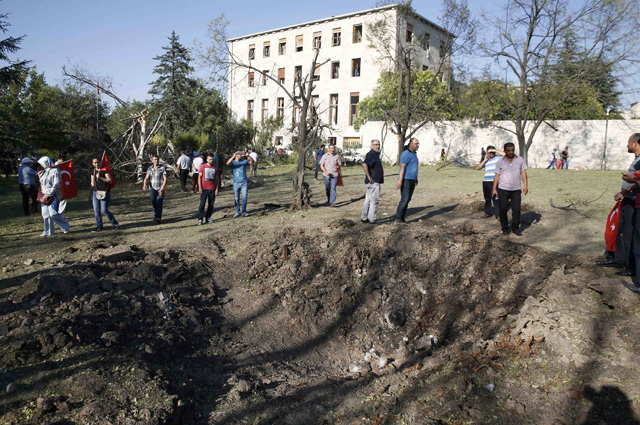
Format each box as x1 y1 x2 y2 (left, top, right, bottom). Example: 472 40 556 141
360 139 384 224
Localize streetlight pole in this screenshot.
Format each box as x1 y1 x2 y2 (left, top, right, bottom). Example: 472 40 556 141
602 107 611 171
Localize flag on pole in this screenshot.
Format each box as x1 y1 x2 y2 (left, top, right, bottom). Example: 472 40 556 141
56 160 78 200
605 200 621 252
99 151 116 189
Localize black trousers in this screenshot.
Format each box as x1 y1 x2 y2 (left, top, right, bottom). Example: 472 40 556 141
482 181 499 218
179 169 189 191
396 179 417 221
19 184 38 215
627 208 640 282
614 197 635 267
497 188 521 231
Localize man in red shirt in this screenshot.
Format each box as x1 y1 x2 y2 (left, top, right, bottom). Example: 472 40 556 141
197 153 220 225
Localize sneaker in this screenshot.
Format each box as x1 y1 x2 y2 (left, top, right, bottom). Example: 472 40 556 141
205 218 211 224
502 229 510 236
233 213 240 218
242 212 250 217
113 224 119 230
62 229 69 234
512 229 523 236
361 219 369 223
197 220 203 226
92 228 102 233
39 232 50 237
155 218 161 225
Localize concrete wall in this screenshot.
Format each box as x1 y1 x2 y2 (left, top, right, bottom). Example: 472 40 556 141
352 120 640 170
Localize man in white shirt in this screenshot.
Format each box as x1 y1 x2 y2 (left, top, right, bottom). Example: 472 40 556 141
248 149 258 177
191 152 204 193
175 151 192 192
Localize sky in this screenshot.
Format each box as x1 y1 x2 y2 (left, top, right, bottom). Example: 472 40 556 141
3 0 637 109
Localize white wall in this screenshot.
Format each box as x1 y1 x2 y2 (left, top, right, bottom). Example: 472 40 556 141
354 120 640 170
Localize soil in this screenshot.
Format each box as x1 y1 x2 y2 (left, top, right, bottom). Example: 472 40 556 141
1 167 640 424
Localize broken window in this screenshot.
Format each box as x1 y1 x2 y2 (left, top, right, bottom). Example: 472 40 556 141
313 32 322 49
247 100 254 121
248 72 255 87
263 41 270 57
292 104 300 125
261 99 268 125
277 97 284 119
262 70 269 86
313 63 321 81
278 67 285 84
353 24 362 43
422 65 428 71
406 24 413 43
423 33 430 51
352 58 361 77
295 65 302 81
279 38 286 55
349 92 359 125
440 41 446 58
329 94 338 125
296 35 303 52
331 61 340 79
332 28 341 46
248 44 255 60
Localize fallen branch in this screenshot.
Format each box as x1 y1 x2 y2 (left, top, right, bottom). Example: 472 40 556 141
549 189 607 217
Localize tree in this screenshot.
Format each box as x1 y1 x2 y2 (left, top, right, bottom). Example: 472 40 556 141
197 15 329 209
480 0 639 163
364 0 476 163
149 31 196 142
0 11 28 86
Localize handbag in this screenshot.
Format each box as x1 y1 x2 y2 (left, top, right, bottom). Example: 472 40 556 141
95 190 107 200
37 190 54 205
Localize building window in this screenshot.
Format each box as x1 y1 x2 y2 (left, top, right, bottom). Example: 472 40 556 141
248 72 254 87
440 42 446 58
329 94 338 125
278 68 285 84
331 61 340 79
423 33 430 51
296 35 303 52
349 92 359 125
262 70 269 86
247 100 254 121
311 95 319 117
248 44 255 60
295 65 302 81
406 24 413 43
263 41 270 57
332 28 341 46
277 97 284 119
352 58 361 77
279 38 286 55
353 24 362 43
313 64 320 81
344 137 362 149
422 65 428 71
261 99 268 125
275 136 283 146
328 136 337 145
313 32 322 49
293 104 299 125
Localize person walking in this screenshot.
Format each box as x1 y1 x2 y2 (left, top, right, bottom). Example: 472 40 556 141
197 152 221 225
249 149 258 177
361 140 384 224
91 157 119 231
395 138 420 223
561 147 569 170
37 156 70 236
319 144 341 206
18 157 39 216
175 151 191 192
476 145 504 219
142 155 167 224
480 147 486 163
191 152 204 193
546 148 558 169
492 142 528 236
227 151 254 217
313 145 325 180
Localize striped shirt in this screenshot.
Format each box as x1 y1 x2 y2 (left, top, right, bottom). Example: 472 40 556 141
146 165 166 190
482 156 500 182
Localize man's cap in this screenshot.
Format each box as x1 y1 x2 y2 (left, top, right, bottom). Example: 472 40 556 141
21 157 33 164
553 148 557 150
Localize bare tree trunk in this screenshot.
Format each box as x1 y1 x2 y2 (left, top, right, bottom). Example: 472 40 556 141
135 118 147 183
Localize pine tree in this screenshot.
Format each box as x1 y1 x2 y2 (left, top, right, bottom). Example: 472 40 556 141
149 31 196 142
0 12 29 86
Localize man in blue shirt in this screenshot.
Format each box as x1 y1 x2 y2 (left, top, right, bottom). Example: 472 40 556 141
313 145 325 180
226 151 254 217
395 138 420 223
361 140 384 224
18 157 39 215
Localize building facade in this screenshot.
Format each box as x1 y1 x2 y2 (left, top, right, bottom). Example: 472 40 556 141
227 5 451 150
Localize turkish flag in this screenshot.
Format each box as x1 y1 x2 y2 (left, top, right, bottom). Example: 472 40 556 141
57 160 78 201
99 152 116 189
605 201 621 252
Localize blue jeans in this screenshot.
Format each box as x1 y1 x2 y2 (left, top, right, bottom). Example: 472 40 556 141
199 189 216 220
396 179 417 221
233 181 248 214
149 188 164 219
323 174 338 205
314 162 320 179
546 160 556 169
92 191 118 229
562 159 568 169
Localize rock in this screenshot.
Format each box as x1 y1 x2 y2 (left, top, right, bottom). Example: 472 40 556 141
100 331 120 347
24 258 34 266
467 407 484 419
414 282 428 295
139 408 152 420
119 281 142 293
485 382 495 392
378 357 389 368
385 309 406 328
234 379 251 393
54 401 69 413
487 307 508 320
157 291 169 302
6 383 17 394
0 322 8 336
21 318 34 327
99 280 113 292
36 396 55 412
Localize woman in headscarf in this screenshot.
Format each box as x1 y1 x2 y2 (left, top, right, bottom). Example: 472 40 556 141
37 156 70 236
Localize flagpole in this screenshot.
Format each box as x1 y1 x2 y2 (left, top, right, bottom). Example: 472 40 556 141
96 79 100 132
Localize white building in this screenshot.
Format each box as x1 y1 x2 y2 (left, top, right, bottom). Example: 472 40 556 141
226 5 452 150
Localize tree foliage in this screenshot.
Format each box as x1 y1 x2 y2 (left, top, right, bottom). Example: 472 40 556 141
0 11 28 86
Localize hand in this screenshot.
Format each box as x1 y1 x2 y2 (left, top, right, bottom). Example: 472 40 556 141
198 189 203 195
523 186 528 195
159 189 164 196
614 192 623 201
142 185 146 191
396 180 402 189
492 189 498 198
622 173 636 183
215 189 219 196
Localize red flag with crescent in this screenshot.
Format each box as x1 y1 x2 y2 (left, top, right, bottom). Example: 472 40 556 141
99 152 116 189
605 200 621 252
57 160 78 201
